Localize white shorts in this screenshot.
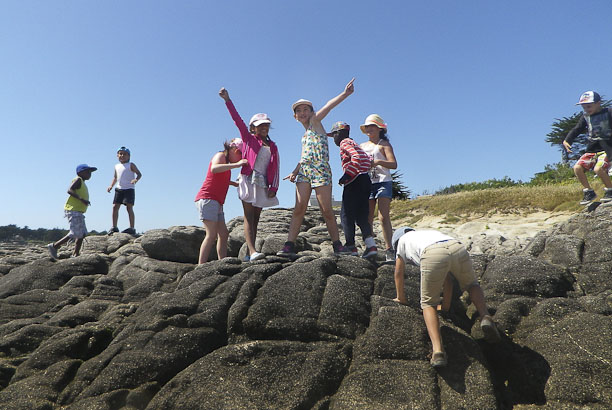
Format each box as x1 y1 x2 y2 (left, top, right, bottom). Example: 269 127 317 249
195 199 225 222
65 210 87 239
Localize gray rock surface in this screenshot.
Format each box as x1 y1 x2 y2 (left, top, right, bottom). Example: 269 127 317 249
1 206 612 409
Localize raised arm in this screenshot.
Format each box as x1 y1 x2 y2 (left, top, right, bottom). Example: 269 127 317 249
219 88 253 142
314 78 355 122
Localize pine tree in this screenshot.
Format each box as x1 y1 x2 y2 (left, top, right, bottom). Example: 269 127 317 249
546 98 611 163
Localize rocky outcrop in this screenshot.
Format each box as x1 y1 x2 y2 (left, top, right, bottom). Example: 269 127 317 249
1 206 612 409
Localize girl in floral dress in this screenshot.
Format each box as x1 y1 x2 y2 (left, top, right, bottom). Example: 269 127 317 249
277 78 355 256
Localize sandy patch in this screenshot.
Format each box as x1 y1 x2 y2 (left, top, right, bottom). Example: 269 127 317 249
393 211 574 242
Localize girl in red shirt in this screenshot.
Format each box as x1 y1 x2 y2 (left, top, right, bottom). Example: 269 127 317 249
195 139 246 264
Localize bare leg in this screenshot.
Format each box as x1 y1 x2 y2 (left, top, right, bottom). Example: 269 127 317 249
73 238 84 257
252 206 262 240
199 220 219 264
574 164 592 189
595 165 612 188
126 204 135 228
111 203 120 228
377 197 393 249
242 201 260 255
367 198 376 228
467 284 490 319
216 219 229 260
52 233 72 250
314 184 340 242
423 306 444 353
287 182 312 242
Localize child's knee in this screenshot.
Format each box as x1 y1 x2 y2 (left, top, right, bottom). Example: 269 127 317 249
317 203 333 219
573 162 586 173
293 201 308 216
218 230 229 241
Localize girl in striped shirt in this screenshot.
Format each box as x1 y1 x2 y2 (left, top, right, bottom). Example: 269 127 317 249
330 121 378 258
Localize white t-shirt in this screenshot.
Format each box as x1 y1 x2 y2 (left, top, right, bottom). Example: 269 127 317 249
396 230 455 265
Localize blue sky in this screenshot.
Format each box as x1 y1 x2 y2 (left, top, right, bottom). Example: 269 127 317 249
1 1 611 232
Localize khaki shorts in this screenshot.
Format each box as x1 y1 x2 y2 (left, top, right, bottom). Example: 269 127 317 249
420 240 478 309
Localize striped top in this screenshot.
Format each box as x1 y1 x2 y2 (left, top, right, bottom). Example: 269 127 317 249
339 138 371 177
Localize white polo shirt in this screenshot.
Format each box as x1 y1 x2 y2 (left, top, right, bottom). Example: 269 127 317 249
396 230 454 266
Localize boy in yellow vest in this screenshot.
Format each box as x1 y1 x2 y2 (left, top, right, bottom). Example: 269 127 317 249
48 164 97 259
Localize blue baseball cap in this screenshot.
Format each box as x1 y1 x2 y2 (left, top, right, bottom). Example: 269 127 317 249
117 146 131 155
392 226 414 251
76 164 97 174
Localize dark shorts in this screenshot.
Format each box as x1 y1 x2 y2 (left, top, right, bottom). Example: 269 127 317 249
113 188 135 205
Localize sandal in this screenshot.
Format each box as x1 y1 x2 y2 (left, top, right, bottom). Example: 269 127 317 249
430 351 447 368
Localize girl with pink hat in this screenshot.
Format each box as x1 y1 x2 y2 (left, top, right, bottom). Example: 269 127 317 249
219 88 281 261
359 114 397 262
194 138 246 264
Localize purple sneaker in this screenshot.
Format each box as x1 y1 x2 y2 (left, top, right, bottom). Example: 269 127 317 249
362 246 378 259
276 241 296 257
333 241 352 255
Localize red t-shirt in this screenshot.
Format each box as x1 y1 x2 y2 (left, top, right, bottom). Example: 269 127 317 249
194 160 231 205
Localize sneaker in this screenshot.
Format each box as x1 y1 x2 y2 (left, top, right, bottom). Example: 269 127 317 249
580 189 597 205
277 241 296 257
362 246 378 258
480 315 501 343
430 351 447 368
347 246 359 256
332 241 352 255
122 228 136 235
385 248 395 262
602 188 612 203
47 243 58 260
243 255 251 262
108 227 119 235
250 252 265 261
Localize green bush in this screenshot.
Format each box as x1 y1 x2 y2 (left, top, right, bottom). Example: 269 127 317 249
527 162 575 186
435 176 522 195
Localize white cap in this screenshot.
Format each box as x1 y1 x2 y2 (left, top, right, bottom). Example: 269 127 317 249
249 113 271 127
291 99 313 112
576 91 601 105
